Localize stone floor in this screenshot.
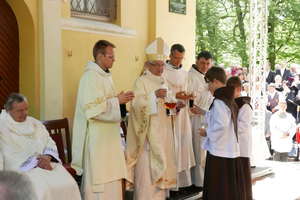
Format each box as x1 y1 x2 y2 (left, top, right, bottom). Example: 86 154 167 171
124 157 300 200
169 159 300 200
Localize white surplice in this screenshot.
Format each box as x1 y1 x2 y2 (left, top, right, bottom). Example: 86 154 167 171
125 70 177 200
202 100 240 158
188 66 213 187
162 64 195 188
0 110 81 200
71 60 127 199
237 103 253 158
270 112 296 153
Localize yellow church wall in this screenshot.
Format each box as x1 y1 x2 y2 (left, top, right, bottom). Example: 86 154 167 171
6 0 41 118
61 0 70 19
61 0 150 127
156 0 196 70
61 0 196 128
5 0 195 126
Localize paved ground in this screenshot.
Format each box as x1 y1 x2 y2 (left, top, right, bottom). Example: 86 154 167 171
124 158 300 200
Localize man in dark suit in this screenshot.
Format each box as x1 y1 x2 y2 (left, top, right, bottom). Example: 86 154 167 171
265 63 275 84
275 60 291 82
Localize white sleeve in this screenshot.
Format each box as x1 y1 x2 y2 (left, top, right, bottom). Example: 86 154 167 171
93 97 121 122
43 147 62 164
206 100 231 142
238 104 252 135
149 91 158 115
269 115 283 141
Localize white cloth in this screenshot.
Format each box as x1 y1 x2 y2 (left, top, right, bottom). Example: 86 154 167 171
237 104 253 157
250 127 271 166
133 139 167 200
188 66 213 187
81 134 122 200
125 70 177 198
162 63 195 188
0 110 80 200
270 112 296 153
71 60 127 196
202 100 240 158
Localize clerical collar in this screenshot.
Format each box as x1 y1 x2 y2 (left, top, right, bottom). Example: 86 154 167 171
95 62 110 73
166 60 182 69
1 109 27 125
146 69 160 78
192 64 205 75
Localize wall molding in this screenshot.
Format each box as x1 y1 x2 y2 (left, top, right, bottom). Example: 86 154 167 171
61 18 137 38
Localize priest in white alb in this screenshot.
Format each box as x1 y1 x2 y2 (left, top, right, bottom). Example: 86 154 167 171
0 93 81 200
71 40 134 200
188 51 214 187
162 44 195 190
125 37 177 200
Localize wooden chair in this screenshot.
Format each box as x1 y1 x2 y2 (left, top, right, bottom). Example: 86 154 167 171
41 118 79 181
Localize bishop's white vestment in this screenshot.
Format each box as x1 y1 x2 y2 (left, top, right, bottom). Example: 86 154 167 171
125 70 177 200
0 110 81 200
188 65 213 187
162 63 195 189
71 60 127 199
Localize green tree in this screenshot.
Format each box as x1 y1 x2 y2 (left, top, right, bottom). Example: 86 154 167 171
196 0 300 69
268 0 300 69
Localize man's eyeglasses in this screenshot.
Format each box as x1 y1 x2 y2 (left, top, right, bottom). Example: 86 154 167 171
171 53 185 61
104 54 115 59
150 63 165 68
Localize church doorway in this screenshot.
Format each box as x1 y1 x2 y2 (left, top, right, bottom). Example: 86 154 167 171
0 0 19 109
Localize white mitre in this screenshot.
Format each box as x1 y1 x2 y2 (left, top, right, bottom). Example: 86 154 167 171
145 37 169 61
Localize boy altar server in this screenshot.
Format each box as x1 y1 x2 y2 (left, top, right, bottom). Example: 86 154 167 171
270 100 296 162
226 76 253 200
190 66 247 200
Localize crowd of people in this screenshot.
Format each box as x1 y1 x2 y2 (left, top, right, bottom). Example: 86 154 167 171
222 60 299 163
0 37 298 200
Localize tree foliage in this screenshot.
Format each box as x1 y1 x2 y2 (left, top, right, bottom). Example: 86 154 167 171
196 0 300 69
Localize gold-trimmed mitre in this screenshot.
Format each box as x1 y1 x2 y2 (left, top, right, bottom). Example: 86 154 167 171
145 37 169 61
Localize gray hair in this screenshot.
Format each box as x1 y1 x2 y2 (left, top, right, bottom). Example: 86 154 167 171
275 74 282 82
0 171 37 200
4 93 27 110
290 63 297 69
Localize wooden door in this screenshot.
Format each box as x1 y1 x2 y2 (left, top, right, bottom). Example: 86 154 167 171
0 0 19 109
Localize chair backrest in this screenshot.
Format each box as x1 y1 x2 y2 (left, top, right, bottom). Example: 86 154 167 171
41 118 71 164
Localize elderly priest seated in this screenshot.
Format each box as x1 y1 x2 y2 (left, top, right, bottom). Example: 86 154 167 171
0 93 81 200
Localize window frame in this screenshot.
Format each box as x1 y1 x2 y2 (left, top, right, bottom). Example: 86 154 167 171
70 0 117 21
